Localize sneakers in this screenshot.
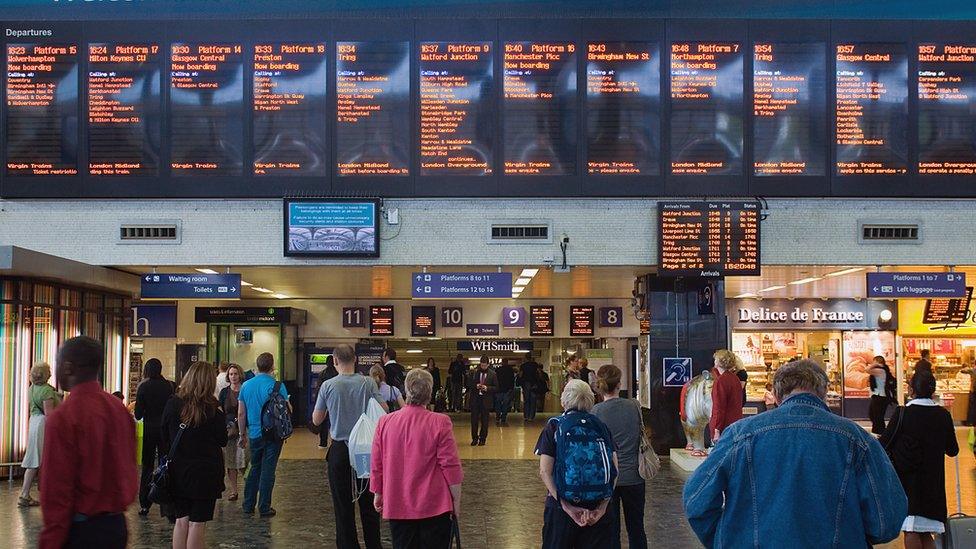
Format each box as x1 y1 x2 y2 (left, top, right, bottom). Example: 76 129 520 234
17 496 39 508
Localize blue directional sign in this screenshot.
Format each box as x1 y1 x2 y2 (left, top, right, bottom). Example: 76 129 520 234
663 357 692 388
466 324 500 336
412 272 512 298
141 273 241 299
866 272 966 298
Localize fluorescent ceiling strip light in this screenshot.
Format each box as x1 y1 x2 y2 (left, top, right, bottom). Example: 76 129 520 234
759 285 785 292
240 281 253 287
195 268 219 274
515 277 532 286
824 267 865 278
788 277 822 286
520 268 539 278
406 349 423 354
733 293 758 298
252 287 273 293
271 293 290 299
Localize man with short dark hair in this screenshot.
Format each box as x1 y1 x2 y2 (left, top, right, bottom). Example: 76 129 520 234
448 353 467 412
519 354 542 421
466 356 497 446
237 352 289 517
683 359 907 547
494 359 516 425
383 348 405 394
915 349 933 377
40 336 137 549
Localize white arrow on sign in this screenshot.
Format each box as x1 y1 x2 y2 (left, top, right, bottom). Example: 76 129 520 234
144 275 151 282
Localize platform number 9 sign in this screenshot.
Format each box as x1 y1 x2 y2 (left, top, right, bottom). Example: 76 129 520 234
600 307 623 328
503 307 526 328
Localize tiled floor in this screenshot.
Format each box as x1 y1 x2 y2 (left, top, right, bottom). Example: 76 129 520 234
3 414 974 548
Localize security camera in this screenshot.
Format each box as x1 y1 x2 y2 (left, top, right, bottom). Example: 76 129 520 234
561 234 570 244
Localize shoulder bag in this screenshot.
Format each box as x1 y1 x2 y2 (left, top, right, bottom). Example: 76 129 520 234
883 406 922 473
148 423 187 505
637 400 661 480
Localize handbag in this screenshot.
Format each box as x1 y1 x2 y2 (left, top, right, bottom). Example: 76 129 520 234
882 406 921 472
148 423 187 505
450 513 463 549
224 390 240 438
637 401 661 480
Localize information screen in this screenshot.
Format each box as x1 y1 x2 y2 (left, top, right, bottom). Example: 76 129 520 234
170 42 244 175
336 41 410 176
670 42 743 175
569 305 595 337
586 41 660 175
835 43 908 175
284 199 379 257
88 42 161 176
411 305 436 337
918 43 976 175
923 287 973 324
6 43 79 176
658 201 760 276
530 305 555 336
753 42 826 176
419 41 493 176
253 42 328 176
370 305 395 336
503 41 577 175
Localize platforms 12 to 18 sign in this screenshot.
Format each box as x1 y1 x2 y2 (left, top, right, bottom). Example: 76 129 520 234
412 272 512 298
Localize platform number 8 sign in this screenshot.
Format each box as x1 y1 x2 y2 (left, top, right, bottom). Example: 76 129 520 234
600 307 623 328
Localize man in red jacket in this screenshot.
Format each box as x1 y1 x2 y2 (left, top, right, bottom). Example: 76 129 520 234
710 349 744 443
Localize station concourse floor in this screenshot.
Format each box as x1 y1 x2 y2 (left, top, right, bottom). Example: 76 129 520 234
2 414 974 549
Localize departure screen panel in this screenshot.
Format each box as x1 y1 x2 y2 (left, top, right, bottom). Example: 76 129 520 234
835 43 908 176
918 43 976 175
753 42 826 176
336 41 410 176
530 305 555 336
169 42 244 176
503 41 577 176
253 42 328 176
585 41 660 175
6 43 79 176
669 41 743 175
88 42 161 176
419 41 493 176
658 201 760 277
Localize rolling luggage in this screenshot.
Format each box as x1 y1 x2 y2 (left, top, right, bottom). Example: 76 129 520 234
944 455 976 548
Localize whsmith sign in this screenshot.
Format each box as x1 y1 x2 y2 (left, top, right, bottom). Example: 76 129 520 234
456 340 534 352
731 299 897 330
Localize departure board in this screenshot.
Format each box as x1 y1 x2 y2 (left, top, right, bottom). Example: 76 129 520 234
419 42 493 176
923 287 973 324
570 305 595 337
918 43 976 174
253 43 328 176
336 41 410 176
170 42 244 175
586 41 660 175
753 42 826 176
88 43 161 176
6 43 79 176
658 201 760 277
370 305 395 336
411 305 436 337
670 42 743 175
530 305 555 336
503 41 577 175
835 43 908 175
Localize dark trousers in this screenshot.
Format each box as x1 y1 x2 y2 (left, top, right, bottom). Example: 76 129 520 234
327 440 382 549
390 512 452 549
66 514 127 549
494 390 513 422
541 497 618 549
523 385 538 419
448 381 463 411
138 427 162 509
869 395 892 435
611 484 647 549
243 437 282 514
470 397 490 442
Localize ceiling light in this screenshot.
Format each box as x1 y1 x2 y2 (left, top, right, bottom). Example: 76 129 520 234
406 349 423 354
408 339 422 342
271 293 290 299
240 280 252 287
513 349 530 353
515 277 532 286
520 268 539 278
789 277 822 286
195 268 219 275
824 267 865 278
252 287 273 293
760 285 786 292
512 292 522 299
733 293 758 298
879 309 893 322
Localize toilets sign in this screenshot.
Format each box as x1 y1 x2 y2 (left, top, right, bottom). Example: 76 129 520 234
141 273 241 299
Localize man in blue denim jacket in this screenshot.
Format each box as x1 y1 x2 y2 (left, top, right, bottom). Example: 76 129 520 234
683 359 907 548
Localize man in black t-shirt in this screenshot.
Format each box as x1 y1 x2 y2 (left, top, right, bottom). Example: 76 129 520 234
494 359 516 425
519 355 542 421
448 353 467 412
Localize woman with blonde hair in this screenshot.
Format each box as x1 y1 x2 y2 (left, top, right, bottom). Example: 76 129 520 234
19 362 60 507
371 364 405 412
161 362 228 549
710 349 744 443
218 363 248 501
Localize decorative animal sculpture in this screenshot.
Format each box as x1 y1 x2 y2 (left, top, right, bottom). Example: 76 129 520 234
680 370 714 457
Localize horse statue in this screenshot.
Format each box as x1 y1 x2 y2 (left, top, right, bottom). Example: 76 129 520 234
680 370 714 457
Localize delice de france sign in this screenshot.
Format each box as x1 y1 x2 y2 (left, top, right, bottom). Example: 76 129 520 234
731 299 897 330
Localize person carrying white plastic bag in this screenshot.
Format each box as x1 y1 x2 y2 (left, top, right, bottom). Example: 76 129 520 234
349 399 386 479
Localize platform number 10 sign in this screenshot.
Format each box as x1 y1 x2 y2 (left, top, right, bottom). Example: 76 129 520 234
600 307 623 328
442 307 463 327
503 307 526 328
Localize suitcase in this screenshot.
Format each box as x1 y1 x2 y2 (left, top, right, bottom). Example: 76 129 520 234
944 455 976 549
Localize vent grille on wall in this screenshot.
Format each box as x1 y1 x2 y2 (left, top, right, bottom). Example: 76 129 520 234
490 224 550 242
119 222 181 243
861 224 919 241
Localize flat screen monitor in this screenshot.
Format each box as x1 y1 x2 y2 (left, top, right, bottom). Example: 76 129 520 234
283 198 380 257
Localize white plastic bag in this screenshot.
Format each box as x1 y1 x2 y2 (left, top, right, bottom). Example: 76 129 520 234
348 399 386 479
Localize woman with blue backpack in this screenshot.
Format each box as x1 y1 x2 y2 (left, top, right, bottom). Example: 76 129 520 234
535 379 619 548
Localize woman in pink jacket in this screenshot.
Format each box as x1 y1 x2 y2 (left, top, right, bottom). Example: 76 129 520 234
371 368 463 549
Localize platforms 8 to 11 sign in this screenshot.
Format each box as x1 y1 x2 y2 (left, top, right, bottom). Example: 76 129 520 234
658 201 761 277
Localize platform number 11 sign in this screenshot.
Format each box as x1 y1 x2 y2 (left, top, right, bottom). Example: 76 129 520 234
342 307 365 328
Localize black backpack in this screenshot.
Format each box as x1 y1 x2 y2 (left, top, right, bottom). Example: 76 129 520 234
261 381 293 442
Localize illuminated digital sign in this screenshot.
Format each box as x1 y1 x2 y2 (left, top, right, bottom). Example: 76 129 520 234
370 305 395 336
658 201 760 276
530 305 555 336
411 305 436 337
569 305 595 337
917 43 976 175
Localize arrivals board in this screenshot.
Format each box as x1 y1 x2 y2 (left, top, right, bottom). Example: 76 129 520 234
335 41 410 176
923 287 974 324
834 43 908 176
419 41 494 176
669 41 743 175
88 43 161 176
369 305 395 336
6 42 79 176
658 201 760 276
585 41 660 175
169 42 244 175
569 305 595 337
411 305 436 337
917 43 976 175
753 42 827 176
252 42 328 176
503 41 577 175
530 305 554 336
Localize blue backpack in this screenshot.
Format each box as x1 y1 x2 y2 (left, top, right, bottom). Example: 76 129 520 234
551 411 616 504
261 381 293 442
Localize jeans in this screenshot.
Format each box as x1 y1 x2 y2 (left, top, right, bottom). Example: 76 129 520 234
390 512 452 549
66 513 127 549
611 484 647 549
541 496 617 549
327 440 382 549
243 437 282 513
869 395 891 435
523 384 537 419
494 390 513 422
